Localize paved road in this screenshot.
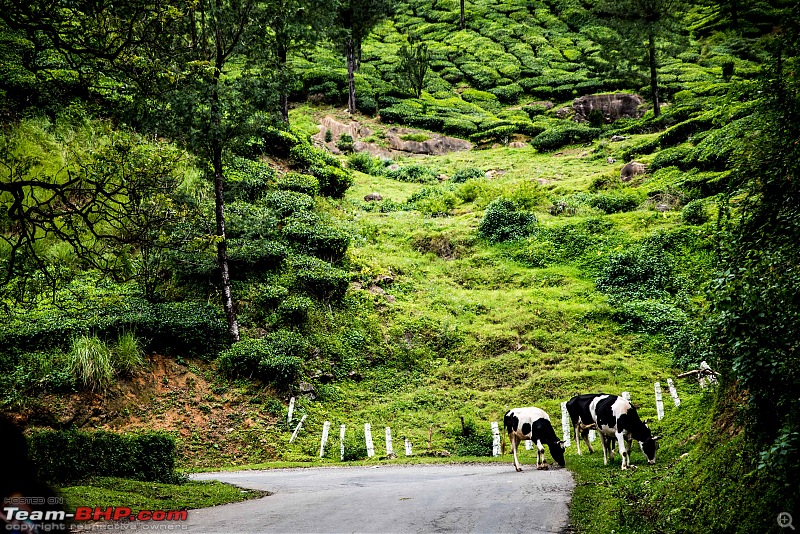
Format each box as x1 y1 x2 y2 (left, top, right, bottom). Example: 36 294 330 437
187 463 574 534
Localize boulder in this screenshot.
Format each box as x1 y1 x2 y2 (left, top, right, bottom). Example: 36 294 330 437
385 127 472 155
364 193 383 202
620 161 647 182
312 116 372 152
573 93 644 124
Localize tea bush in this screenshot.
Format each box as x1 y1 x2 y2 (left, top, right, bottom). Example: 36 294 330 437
276 172 320 196
386 164 439 184
217 331 306 385
478 198 538 243
450 167 485 183
530 124 600 151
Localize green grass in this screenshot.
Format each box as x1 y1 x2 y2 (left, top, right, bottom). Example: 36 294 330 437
59 477 267 513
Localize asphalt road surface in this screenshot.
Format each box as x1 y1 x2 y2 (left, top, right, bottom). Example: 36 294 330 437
187 463 574 534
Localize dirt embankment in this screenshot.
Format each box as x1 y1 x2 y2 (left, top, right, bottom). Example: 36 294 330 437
19 355 284 468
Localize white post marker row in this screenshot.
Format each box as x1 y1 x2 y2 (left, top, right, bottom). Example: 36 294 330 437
289 414 306 444
385 427 394 456
667 378 681 407
287 397 295 424
365 423 375 458
654 382 665 420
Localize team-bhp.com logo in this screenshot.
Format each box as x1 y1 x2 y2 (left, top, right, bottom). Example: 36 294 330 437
3 506 187 524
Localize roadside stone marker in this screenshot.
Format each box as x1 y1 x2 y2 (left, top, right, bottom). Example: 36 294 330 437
365 423 375 457
385 427 394 456
491 422 501 457
560 402 571 447
287 397 295 424
667 379 681 407
404 438 412 456
289 414 306 443
655 382 665 420
319 421 330 457
340 424 346 461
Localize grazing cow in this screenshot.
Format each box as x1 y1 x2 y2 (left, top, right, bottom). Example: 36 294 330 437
589 394 660 470
566 393 604 455
504 407 565 472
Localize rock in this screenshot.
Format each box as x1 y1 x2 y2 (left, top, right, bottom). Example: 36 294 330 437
385 127 472 155
312 116 372 150
620 161 647 182
387 163 400 172
555 107 574 119
655 203 670 212
530 100 554 110
508 141 528 148
298 382 317 400
364 192 383 202
537 178 550 185
607 157 616 164
437 174 448 181
376 275 394 285
572 93 645 124
610 135 627 142
485 169 507 179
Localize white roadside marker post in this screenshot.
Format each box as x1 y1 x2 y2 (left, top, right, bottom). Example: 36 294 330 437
404 438 412 456
319 421 330 457
365 423 375 458
340 424 346 461
655 382 665 420
667 378 681 407
385 427 394 456
491 422 501 457
560 402 571 447
287 397 295 424
289 414 306 443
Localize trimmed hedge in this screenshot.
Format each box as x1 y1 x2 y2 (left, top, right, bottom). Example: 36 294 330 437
217 331 305 384
0 300 228 359
28 430 177 484
530 124 601 151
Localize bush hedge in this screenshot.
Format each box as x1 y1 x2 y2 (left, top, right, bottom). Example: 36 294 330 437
28 430 178 484
478 198 538 243
217 331 305 384
0 301 228 359
530 124 601 151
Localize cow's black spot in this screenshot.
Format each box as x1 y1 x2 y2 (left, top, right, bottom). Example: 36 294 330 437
521 422 532 436
511 415 519 432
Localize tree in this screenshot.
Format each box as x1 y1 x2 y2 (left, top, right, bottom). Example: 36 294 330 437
335 0 395 114
0 123 186 301
460 0 466 30
261 0 334 123
591 0 688 117
706 5 799 480
396 37 431 98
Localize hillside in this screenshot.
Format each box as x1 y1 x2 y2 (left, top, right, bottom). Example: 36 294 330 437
1 0 798 532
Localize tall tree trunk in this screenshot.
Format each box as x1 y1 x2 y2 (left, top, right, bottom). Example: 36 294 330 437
648 33 660 118
347 37 356 114
460 0 465 29
211 53 240 343
278 42 289 123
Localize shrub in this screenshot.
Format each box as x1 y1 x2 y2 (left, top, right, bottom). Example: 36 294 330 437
28 430 177 484
292 255 350 302
588 192 641 214
489 83 523 103
442 118 478 137
282 213 350 262
470 124 516 145
450 167 485 183
530 124 601 151
276 295 314 327
386 164 438 184
341 428 369 461
309 164 353 198
68 336 114 391
478 198 538 243
277 172 320 196
650 146 690 171
613 300 687 336
452 419 493 456
224 157 275 202
217 332 305 384
336 133 355 153
248 284 289 322
347 152 385 175
227 238 288 273
596 247 676 300
324 129 333 143
261 190 314 218
681 199 708 225
407 186 458 217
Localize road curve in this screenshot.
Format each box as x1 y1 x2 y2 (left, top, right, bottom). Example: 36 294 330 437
189 463 574 534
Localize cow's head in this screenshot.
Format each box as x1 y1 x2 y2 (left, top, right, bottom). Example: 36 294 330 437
549 440 566 467
640 436 660 464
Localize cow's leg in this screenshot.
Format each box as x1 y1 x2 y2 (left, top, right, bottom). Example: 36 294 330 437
600 432 609 465
582 427 594 454
511 434 522 472
574 424 582 455
536 439 545 469
617 432 629 470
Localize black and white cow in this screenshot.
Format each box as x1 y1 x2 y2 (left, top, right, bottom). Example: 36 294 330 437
504 407 565 472
588 394 660 470
566 393 604 455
